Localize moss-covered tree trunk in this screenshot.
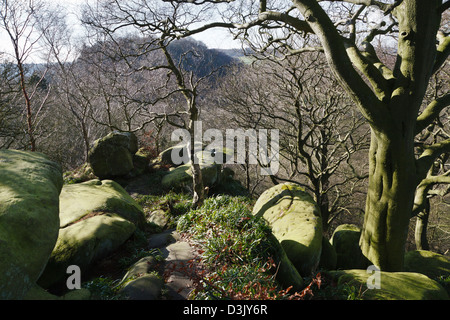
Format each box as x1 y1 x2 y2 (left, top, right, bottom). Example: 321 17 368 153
182 0 449 270
359 0 442 271
360 128 417 271
291 0 443 271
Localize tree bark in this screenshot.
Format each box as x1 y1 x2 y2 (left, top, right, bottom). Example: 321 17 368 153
415 200 430 251
190 121 204 208
189 110 204 209
360 127 417 271
17 55 36 151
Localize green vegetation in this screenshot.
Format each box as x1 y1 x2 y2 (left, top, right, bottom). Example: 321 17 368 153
83 277 122 300
78 189 449 300
177 196 286 299
436 275 450 296
135 191 192 229
175 195 343 300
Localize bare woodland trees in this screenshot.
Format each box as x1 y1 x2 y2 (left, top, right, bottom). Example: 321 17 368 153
412 56 450 250
216 53 370 232
0 0 56 151
81 0 221 207
0 0 448 269
171 0 449 271
0 59 23 148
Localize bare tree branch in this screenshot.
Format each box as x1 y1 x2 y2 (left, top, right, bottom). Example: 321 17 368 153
433 34 450 75
416 93 450 134
416 138 450 181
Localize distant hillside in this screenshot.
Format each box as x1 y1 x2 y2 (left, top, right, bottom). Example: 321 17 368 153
218 48 255 65
75 36 241 79
167 39 239 77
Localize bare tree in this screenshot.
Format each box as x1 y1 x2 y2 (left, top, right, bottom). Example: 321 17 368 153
0 0 56 151
216 52 370 231
0 57 23 148
412 45 450 250
81 0 224 207
171 0 450 270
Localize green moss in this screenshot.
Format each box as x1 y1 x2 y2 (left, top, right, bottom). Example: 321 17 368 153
252 183 322 276
404 250 450 279
59 179 145 228
0 150 63 299
38 214 136 289
281 184 305 192
88 131 138 179
329 269 449 300
331 224 369 269
161 161 220 190
319 236 337 270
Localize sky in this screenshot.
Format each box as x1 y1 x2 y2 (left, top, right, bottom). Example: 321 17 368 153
0 0 241 57
0 0 242 64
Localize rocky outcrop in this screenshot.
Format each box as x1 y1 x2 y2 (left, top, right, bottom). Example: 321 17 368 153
117 256 164 300
59 179 145 228
157 142 203 167
119 274 164 300
404 250 450 279
38 214 136 289
252 183 322 276
38 179 145 289
319 236 337 270
161 151 221 190
0 150 63 299
330 224 369 270
266 233 304 291
88 131 140 179
328 269 449 300
24 284 91 300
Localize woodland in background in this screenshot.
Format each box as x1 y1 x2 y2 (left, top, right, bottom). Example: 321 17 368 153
0 0 449 265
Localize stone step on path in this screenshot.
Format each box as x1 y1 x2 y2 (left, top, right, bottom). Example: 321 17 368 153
148 229 196 300
164 241 196 300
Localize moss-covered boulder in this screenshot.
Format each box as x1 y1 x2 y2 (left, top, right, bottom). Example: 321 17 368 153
252 183 322 276
267 234 304 291
116 256 164 300
38 214 136 289
329 269 449 300
331 224 369 270
158 142 203 167
59 179 145 228
132 147 151 176
88 131 138 179
161 151 221 190
0 150 63 299
38 179 145 289
24 284 91 300
119 274 164 300
404 250 450 279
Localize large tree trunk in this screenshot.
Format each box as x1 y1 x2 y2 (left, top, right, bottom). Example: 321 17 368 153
360 128 417 271
358 0 442 271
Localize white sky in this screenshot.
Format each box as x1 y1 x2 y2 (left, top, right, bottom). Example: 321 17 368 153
0 0 241 62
